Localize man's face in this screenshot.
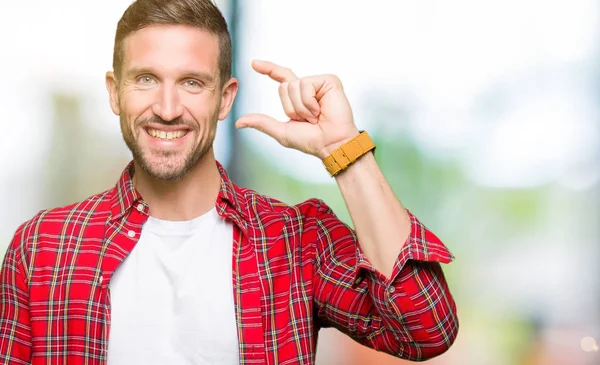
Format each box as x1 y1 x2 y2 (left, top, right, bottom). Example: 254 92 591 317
106 25 237 180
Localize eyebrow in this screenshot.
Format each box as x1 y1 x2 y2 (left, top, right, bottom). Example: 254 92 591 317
124 66 216 84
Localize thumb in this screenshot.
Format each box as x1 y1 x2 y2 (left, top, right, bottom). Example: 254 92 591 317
236 113 288 145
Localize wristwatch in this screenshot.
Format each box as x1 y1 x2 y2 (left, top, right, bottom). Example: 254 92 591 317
321 131 376 177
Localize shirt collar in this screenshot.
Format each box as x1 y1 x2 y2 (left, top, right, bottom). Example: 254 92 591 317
109 161 141 223
108 160 250 225
215 160 250 225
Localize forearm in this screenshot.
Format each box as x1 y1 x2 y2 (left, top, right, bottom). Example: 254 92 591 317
334 151 411 278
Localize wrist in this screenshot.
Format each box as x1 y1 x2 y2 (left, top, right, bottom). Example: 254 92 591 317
334 150 376 180
320 130 376 177
318 129 360 160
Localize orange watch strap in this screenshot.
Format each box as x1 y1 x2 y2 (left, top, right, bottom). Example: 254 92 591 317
322 131 375 177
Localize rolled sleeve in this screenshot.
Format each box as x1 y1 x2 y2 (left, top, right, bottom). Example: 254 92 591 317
311 201 458 361
355 211 457 359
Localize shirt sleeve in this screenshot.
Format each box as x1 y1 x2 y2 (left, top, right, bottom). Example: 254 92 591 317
308 199 458 361
0 226 33 364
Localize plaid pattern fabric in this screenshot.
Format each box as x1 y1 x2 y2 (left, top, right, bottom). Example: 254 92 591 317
0 161 458 364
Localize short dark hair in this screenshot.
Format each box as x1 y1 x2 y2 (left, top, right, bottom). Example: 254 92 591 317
112 0 232 86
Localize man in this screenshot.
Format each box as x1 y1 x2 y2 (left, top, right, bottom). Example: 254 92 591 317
0 0 458 364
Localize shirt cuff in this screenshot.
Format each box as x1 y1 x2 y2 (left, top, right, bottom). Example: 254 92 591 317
354 210 454 287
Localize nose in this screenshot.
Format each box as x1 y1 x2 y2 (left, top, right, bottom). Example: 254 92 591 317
152 83 184 122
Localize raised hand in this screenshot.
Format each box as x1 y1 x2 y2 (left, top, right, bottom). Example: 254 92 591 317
235 60 360 159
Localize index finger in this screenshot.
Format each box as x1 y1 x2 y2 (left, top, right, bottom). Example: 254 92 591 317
252 60 298 83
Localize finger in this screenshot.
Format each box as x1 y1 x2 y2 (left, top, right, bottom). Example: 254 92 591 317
299 78 321 118
279 82 300 121
252 60 298 83
235 113 290 147
288 81 318 124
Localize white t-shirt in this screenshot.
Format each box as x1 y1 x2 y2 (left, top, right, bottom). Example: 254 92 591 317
107 208 239 365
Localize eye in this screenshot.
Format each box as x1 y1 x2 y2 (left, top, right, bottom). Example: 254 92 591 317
184 79 202 88
137 75 156 84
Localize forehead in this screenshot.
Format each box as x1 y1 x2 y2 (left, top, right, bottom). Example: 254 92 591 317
121 24 220 75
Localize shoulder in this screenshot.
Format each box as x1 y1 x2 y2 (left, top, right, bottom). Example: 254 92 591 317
5 189 112 279
238 187 338 223
9 189 112 251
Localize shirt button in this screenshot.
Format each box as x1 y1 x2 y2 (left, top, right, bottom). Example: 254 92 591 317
127 230 136 238
136 204 144 212
388 286 396 294
354 276 363 285
99 275 103 285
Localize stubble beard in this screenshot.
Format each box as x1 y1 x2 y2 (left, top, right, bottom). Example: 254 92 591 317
120 115 216 181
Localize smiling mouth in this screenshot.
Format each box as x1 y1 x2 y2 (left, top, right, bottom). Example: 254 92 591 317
146 128 189 140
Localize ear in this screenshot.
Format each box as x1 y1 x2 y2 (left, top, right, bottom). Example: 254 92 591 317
105 71 121 115
217 77 239 121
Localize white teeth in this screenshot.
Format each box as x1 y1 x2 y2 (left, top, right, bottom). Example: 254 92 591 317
148 128 187 140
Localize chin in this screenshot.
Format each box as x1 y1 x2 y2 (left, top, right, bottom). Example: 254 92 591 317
136 147 209 181
127 134 214 181
146 166 188 181
140 157 189 181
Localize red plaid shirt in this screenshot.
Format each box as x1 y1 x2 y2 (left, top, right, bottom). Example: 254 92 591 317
0 161 458 364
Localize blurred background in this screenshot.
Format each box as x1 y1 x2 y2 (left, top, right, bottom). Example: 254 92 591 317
1 0 599 364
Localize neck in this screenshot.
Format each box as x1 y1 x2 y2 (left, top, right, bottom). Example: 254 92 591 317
132 148 221 221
